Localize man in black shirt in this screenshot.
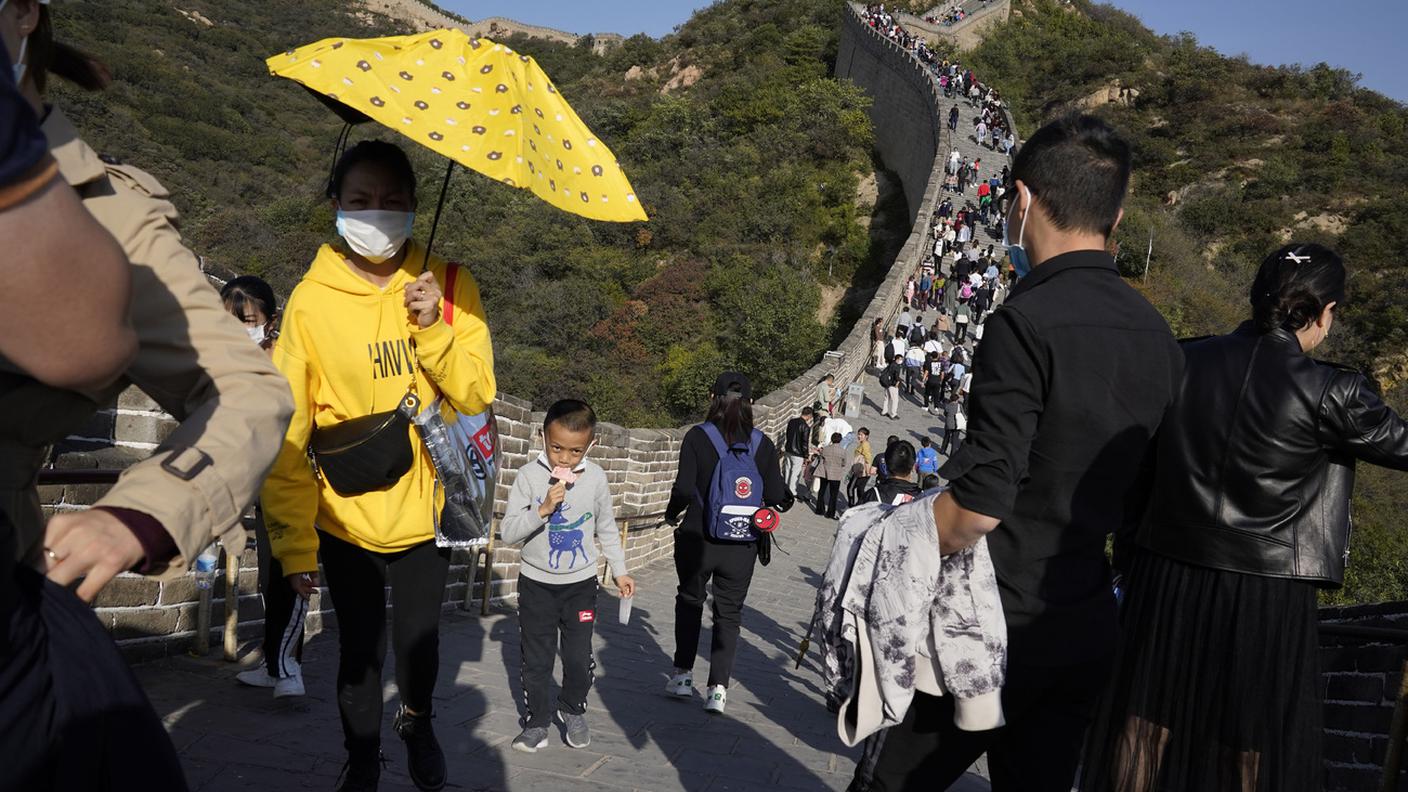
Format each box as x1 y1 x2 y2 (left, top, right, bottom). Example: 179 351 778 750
866 115 1182 791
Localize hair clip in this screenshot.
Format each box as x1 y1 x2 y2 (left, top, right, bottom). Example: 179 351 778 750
1284 248 1311 264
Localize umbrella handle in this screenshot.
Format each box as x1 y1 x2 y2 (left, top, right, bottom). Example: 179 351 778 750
423 160 456 272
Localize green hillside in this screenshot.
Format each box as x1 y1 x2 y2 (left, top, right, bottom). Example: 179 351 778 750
49 0 877 427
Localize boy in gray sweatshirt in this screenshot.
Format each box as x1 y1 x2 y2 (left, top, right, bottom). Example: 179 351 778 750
502 399 635 753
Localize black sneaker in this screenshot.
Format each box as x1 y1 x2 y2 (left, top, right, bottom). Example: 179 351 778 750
335 752 383 792
393 707 446 792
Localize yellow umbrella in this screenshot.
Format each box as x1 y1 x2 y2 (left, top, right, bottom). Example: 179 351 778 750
268 29 647 223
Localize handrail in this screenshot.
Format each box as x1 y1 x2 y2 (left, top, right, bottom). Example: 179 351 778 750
37 469 122 486
1320 623 1408 642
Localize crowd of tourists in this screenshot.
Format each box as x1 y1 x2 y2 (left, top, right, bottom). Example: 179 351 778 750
5 3 1408 792
860 5 1016 157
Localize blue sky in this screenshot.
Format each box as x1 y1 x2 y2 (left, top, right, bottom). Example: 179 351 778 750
443 0 1407 102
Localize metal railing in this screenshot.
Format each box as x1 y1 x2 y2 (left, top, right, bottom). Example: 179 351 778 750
37 468 122 486
1320 622 1408 791
37 469 674 653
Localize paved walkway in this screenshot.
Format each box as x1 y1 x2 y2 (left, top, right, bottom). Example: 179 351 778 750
136 487 988 791
134 21 1009 791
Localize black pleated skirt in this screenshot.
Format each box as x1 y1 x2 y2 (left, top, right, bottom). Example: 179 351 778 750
1080 551 1322 792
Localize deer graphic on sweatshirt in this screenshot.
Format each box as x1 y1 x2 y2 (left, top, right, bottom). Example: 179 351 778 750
544 503 592 570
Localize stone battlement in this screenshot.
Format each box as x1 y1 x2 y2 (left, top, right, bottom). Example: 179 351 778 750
43 2 954 661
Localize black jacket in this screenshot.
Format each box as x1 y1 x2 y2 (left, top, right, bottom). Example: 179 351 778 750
665 423 792 538
940 250 1182 664
1137 325 1408 586
784 416 811 458
863 476 922 505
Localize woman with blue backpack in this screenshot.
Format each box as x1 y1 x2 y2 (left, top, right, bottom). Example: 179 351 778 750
663 372 793 714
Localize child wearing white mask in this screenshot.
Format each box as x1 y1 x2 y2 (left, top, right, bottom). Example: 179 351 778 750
221 275 278 353
219 275 311 701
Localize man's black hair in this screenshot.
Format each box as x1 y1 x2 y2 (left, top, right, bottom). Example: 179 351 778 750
545 399 597 435
920 437 932 448
831 433 843 444
1010 113 1131 238
329 140 417 200
885 441 916 477
801 406 814 417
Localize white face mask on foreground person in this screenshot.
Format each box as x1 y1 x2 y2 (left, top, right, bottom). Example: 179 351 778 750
335 209 414 263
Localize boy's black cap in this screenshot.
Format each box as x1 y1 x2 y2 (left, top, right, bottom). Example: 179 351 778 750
712 371 752 401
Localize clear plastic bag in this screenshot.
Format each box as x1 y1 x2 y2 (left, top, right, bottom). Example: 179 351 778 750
413 397 499 548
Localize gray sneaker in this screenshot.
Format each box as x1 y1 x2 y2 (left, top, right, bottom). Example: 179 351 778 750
557 709 591 748
511 726 549 753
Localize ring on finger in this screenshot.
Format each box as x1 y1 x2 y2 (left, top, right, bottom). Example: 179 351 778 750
44 546 61 562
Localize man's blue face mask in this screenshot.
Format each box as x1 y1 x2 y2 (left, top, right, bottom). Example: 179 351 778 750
1002 185 1033 279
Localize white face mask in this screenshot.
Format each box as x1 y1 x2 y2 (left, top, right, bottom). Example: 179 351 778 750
246 325 267 346
335 209 414 264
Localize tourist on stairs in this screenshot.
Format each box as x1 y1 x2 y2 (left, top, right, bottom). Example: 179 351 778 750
262 140 496 792
0 3 289 788
864 115 1183 792
223 277 309 701
664 373 792 715
1082 244 1408 792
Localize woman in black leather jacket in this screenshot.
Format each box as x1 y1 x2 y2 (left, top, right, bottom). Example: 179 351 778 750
1083 244 1408 792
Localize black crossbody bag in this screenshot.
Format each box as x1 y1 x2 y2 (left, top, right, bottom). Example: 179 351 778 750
310 389 421 497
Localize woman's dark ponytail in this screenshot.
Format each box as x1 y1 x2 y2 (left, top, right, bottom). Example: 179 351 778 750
1249 243 1345 335
705 393 754 445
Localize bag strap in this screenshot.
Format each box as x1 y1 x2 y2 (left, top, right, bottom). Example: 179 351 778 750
444 264 459 327
699 422 732 456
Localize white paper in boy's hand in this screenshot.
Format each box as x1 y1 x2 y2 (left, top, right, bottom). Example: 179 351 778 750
618 596 633 625
550 466 578 485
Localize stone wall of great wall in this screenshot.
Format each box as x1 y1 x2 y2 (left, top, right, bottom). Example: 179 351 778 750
48 2 955 661
52 5 1408 787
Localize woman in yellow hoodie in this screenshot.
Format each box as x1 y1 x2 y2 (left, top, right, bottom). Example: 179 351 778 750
262 140 495 792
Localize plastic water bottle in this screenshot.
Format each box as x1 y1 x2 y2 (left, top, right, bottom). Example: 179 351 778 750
195 548 218 591
618 596 633 625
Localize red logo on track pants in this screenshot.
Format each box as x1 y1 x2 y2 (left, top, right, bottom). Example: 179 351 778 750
578 610 595 623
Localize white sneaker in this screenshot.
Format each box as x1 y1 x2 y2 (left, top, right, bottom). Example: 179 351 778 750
704 685 727 714
665 670 693 698
235 668 277 688
236 668 305 698
274 673 306 698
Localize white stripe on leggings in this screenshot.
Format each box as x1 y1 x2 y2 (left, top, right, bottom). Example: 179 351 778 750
277 595 307 679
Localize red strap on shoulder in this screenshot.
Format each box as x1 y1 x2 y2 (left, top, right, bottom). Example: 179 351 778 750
444 264 459 327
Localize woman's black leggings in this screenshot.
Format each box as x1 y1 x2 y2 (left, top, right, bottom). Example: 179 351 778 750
317 530 450 755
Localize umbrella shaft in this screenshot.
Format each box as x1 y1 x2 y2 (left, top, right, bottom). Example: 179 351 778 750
423 161 456 272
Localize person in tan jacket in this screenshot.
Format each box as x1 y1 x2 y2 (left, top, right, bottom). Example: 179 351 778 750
816 433 850 519
0 3 292 789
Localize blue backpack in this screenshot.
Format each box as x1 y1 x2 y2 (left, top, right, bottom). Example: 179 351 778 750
698 422 766 542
